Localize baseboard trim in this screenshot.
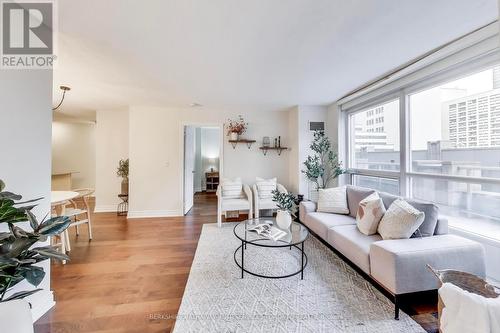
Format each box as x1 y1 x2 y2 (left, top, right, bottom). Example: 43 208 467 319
127 210 181 219
94 205 117 213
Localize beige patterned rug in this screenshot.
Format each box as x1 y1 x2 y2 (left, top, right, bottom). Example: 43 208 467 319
173 223 425 332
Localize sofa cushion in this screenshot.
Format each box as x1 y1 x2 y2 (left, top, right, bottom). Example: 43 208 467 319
370 235 486 294
303 212 356 240
346 185 376 218
379 192 439 237
378 199 425 240
356 192 386 236
317 186 349 214
327 225 382 274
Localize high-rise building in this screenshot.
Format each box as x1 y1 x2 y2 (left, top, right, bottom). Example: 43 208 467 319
443 88 500 148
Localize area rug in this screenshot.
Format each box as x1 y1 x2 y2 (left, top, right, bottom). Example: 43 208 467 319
173 223 426 332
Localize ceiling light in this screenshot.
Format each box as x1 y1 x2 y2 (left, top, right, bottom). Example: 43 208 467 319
190 103 202 107
52 85 71 111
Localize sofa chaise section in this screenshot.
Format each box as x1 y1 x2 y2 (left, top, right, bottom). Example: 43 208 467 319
370 234 486 295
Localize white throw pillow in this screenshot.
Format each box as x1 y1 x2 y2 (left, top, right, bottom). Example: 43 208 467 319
317 186 349 214
221 177 243 199
255 177 277 199
356 192 386 236
377 199 425 240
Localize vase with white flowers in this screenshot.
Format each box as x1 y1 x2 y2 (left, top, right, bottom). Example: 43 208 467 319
226 115 247 141
271 189 296 230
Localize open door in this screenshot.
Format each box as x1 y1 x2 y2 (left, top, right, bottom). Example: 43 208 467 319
183 126 195 214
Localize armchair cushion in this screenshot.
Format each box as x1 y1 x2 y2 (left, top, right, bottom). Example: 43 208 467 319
255 177 277 199
221 177 243 199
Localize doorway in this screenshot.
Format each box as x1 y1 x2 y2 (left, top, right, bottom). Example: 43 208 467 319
183 125 222 215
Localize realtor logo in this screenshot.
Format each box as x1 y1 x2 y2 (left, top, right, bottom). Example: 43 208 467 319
1 0 56 69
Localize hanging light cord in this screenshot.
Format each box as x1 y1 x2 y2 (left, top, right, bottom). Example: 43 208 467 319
52 86 71 111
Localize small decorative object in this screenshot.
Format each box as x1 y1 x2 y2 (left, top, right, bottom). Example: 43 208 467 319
274 138 278 147
226 115 247 141
302 130 345 198
263 136 270 147
272 189 297 230
278 136 281 148
0 179 70 316
117 158 129 195
294 194 304 221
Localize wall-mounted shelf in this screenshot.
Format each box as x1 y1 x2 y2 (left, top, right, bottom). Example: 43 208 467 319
229 139 256 149
259 146 289 156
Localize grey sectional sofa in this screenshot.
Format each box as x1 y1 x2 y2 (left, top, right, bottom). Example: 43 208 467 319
299 185 486 319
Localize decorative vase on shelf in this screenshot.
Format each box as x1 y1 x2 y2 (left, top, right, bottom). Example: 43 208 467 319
121 178 129 195
276 210 292 229
230 132 239 141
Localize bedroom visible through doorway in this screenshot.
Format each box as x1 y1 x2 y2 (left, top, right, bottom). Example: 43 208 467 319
183 126 221 215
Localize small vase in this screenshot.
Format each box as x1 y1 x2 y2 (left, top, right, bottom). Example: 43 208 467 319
276 210 292 229
230 132 239 141
121 178 129 195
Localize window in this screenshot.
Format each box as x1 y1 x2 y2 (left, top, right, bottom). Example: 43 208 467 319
349 99 400 172
353 175 399 195
343 61 500 229
409 66 500 177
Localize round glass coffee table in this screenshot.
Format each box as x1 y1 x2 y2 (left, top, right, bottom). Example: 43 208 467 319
233 218 309 279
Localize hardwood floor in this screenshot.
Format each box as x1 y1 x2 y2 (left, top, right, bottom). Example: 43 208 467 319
34 192 438 332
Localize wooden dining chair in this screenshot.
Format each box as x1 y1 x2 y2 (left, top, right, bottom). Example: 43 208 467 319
64 188 94 251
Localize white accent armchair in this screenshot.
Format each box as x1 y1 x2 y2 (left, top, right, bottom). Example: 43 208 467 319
217 184 253 227
253 183 287 218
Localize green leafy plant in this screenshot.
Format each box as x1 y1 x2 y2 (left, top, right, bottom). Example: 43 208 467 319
302 130 345 189
0 179 70 302
271 189 297 214
116 158 129 180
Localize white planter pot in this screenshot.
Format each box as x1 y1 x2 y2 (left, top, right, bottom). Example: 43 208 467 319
230 132 239 141
309 189 319 203
0 299 34 333
276 210 292 229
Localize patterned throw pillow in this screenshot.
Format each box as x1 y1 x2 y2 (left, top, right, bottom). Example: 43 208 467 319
256 177 277 199
221 177 243 199
377 199 425 240
317 186 349 214
356 193 386 235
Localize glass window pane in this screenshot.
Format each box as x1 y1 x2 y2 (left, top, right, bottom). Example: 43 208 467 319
350 99 400 171
409 65 500 179
353 175 399 195
411 177 500 221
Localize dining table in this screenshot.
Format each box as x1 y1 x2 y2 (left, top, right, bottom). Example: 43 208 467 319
50 190 79 263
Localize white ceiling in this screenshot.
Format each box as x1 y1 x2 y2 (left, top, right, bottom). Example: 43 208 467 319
54 0 498 120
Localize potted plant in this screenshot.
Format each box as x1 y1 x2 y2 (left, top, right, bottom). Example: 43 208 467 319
117 158 129 195
271 189 297 230
226 115 247 141
0 179 70 328
302 130 345 201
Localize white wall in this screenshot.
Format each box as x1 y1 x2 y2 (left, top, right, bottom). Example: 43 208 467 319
128 106 290 217
288 106 328 199
0 70 54 321
52 121 96 189
95 109 129 212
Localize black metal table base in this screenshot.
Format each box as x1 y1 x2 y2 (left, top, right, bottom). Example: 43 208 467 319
233 238 308 279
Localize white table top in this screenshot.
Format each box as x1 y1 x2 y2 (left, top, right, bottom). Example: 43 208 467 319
51 191 79 205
